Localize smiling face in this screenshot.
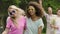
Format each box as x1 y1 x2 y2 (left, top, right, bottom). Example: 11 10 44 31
28 6 36 16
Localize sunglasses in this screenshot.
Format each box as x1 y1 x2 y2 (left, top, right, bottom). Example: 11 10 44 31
9 10 15 15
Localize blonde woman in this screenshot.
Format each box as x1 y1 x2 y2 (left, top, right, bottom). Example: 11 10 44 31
2 5 26 34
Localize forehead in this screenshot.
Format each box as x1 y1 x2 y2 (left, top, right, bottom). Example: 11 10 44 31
8 8 18 12
48 7 52 9
28 6 35 9
58 10 60 12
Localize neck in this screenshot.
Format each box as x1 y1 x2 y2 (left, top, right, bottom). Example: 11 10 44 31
31 15 40 21
31 15 35 18
48 13 52 15
12 16 21 19
16 15 22 19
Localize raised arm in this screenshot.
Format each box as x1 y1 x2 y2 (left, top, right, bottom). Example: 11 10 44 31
38 0 47 16
29 1 47 17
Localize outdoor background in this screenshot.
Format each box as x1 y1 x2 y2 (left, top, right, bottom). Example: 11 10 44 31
0 0 60 34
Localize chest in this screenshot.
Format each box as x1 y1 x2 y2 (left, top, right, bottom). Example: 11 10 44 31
26 19 40 28
10 19 25 30
55 18 60 26
46 15 55 22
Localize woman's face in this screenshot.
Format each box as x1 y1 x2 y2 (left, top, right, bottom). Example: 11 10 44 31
57 10 60 16
28 6 36 16
8 7 18 18
48 7 52 14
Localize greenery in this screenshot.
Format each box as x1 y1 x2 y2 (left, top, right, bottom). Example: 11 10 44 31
0 0 60 33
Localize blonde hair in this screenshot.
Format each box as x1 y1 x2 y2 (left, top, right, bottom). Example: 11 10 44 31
18 8 25 16
8 5 25 16
8 5 26 28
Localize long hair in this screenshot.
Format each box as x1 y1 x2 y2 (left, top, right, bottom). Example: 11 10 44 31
8 5 25 17
26 2 43 18
8 5 25 27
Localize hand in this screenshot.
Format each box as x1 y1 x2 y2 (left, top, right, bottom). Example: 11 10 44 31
39 0 42 5
2 31 7 34
29 1 39 5
29 1 40 7
54 26 59 30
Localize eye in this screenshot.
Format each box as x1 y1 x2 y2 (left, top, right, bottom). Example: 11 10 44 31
12 10 15 13
28 9 33 11
10 12 12 15
28 9 30 11
31 9 33 10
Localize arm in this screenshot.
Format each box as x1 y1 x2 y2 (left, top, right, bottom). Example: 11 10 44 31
38 18 44 34
38 26 42 34
50 24 58 29
50 18 58 29
2 17 11 34
29 1 47 17
2 28 9 34
38 0 47 16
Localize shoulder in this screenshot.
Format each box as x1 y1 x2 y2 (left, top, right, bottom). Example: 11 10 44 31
39 18 43 21
36 18 43 22
6 16 11 21
52 14 57 18
20 16 26 19
20 16 27 22
53 14 57 17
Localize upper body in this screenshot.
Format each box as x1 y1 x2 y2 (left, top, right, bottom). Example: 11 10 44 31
50 15 60 34
6 16 26 34
24 18 44 34
2 5 26 34
50 8 60 33
24 1 44 34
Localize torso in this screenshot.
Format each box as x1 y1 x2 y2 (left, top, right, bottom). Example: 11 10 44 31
24 18 44 34
46 14 56 34
46 14 56 28
7 16 26 34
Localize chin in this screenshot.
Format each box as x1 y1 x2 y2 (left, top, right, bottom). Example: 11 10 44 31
30 13 34 15
11 17 15 19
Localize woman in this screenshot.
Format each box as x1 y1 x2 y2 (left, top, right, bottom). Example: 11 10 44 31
38 0 56 34
2 5 26 34
24 2 44 34
30 0 56 34
50 8 60 34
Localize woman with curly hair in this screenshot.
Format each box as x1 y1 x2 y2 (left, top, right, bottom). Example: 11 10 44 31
24 1 44 34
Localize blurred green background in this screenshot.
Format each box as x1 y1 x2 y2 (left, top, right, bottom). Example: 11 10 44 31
0 0 60 34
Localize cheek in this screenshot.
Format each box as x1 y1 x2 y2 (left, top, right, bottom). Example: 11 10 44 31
57 12 60 15
33 11 36 14
32 9 36 13
58 12 60 15
29 10 35 14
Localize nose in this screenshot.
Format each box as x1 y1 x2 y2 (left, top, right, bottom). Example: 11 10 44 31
29 9 32 12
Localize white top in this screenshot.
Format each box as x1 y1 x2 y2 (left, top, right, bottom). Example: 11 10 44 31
24 18 44 34
51 16 60 34
44 11 56 34
44 11 56 29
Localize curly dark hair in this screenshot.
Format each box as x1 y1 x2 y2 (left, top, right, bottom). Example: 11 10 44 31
26 2 43 18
